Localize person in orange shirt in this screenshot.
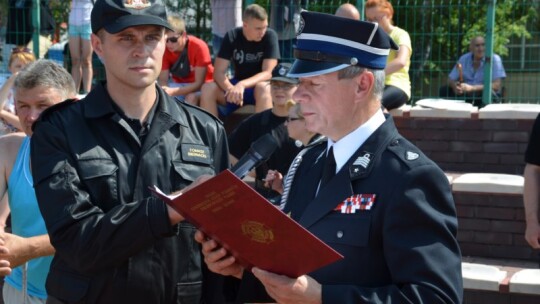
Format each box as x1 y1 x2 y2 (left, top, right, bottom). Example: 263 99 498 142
159 16 214 105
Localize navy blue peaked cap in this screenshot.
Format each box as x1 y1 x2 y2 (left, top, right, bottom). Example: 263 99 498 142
92 0 173 34
288 11 399 77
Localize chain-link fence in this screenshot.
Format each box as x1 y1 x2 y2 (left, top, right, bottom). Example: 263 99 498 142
1 0 538 103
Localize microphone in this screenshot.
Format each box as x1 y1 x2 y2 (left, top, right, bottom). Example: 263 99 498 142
231 133 278 179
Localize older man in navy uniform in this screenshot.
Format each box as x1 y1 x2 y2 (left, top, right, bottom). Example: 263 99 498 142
197 11 463 303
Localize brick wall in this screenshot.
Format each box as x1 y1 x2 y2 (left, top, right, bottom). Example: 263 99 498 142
392 114 536 261
454 191 536 262
465 289 540 304
393 116 534 175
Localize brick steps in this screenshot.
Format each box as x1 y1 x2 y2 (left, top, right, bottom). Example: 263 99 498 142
447 171 540 300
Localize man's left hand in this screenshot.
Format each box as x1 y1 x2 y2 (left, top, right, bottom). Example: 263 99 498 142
252 267 322 304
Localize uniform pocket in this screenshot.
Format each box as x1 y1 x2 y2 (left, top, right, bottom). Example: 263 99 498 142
46 268 90 303
177 280 202 304
78 158 118 210
171 160 215 190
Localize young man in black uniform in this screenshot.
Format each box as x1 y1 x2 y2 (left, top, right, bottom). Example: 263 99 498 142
30 0 229 303
196 11 463 303
200 4 280 117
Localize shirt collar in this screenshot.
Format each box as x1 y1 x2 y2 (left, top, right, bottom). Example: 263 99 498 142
327 109 386 173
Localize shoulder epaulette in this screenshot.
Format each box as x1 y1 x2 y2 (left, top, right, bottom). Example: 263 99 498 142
386 137 431 169
39 98 77 120
32 98 77 132
179 100 224 126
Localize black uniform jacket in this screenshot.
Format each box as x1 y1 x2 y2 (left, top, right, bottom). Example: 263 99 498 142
235 115 463 303
30 83 229 303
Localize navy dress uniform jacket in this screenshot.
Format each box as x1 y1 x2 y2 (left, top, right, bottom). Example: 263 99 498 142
30 83 229 304
235 115 463 303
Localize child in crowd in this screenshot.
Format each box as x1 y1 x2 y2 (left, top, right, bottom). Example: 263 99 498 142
0 47 36 135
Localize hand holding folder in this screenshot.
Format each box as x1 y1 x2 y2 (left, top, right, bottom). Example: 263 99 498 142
150 169 343 278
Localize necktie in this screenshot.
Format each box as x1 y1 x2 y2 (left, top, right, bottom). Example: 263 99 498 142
320 146 336 189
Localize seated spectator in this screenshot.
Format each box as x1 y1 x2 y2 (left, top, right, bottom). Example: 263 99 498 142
364 0 412 111
439 35 506 108
199 4 279 117
0 47 36 135
228 63 300 202
159 16 214 104
264 101 325 199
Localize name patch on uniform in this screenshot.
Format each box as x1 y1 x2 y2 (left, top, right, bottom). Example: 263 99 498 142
334 194 377 214
181 144 211 164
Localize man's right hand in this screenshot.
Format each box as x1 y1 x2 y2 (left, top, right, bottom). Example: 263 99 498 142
194 230 244 279
168 175 214 225
525 221 540 249
224 83 245 105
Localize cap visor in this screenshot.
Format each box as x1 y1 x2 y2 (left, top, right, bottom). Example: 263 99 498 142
287 60 349 78
271 77 299 84
104 15 173 34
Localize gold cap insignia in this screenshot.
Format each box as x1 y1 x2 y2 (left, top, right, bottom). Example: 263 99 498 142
124 0 151 9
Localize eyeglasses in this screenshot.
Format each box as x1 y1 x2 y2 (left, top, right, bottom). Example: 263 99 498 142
12 47 32 54
286 117 302 122
166 36 180 43
271 83 296 90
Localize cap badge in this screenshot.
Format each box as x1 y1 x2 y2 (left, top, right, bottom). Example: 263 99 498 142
296 15 305 36
124 0 151 9
406 151 419 161
279 66 287 76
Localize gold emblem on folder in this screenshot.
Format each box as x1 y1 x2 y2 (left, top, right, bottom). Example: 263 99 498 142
241 221 274 244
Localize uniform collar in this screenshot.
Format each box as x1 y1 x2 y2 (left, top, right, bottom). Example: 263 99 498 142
81 82 188 128
327 109 386 172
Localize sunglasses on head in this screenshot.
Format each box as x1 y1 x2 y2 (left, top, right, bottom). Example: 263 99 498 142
166 36 180 43
12 47 32 54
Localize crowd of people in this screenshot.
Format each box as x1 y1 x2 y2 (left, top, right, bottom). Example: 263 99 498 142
0 0 527 303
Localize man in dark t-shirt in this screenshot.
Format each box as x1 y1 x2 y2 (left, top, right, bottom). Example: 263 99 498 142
228 63 300 201
524 113 540 249
200 4 279 117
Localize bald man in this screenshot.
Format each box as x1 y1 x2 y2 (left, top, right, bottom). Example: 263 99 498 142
335 3 360 20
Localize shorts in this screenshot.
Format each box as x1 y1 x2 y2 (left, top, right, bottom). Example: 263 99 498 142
3 282 46 304
68 24 92 40
218 78 256 117
167 82 195 102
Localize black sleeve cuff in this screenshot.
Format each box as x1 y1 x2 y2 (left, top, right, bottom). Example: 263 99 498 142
147 196 175 237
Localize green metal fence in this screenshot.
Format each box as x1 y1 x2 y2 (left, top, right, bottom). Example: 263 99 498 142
1 0 538 103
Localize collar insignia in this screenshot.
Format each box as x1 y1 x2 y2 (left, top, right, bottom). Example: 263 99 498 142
349 152 373 180
353 152 372 168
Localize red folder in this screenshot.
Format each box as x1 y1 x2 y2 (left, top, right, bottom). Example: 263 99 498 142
151 169 343 278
